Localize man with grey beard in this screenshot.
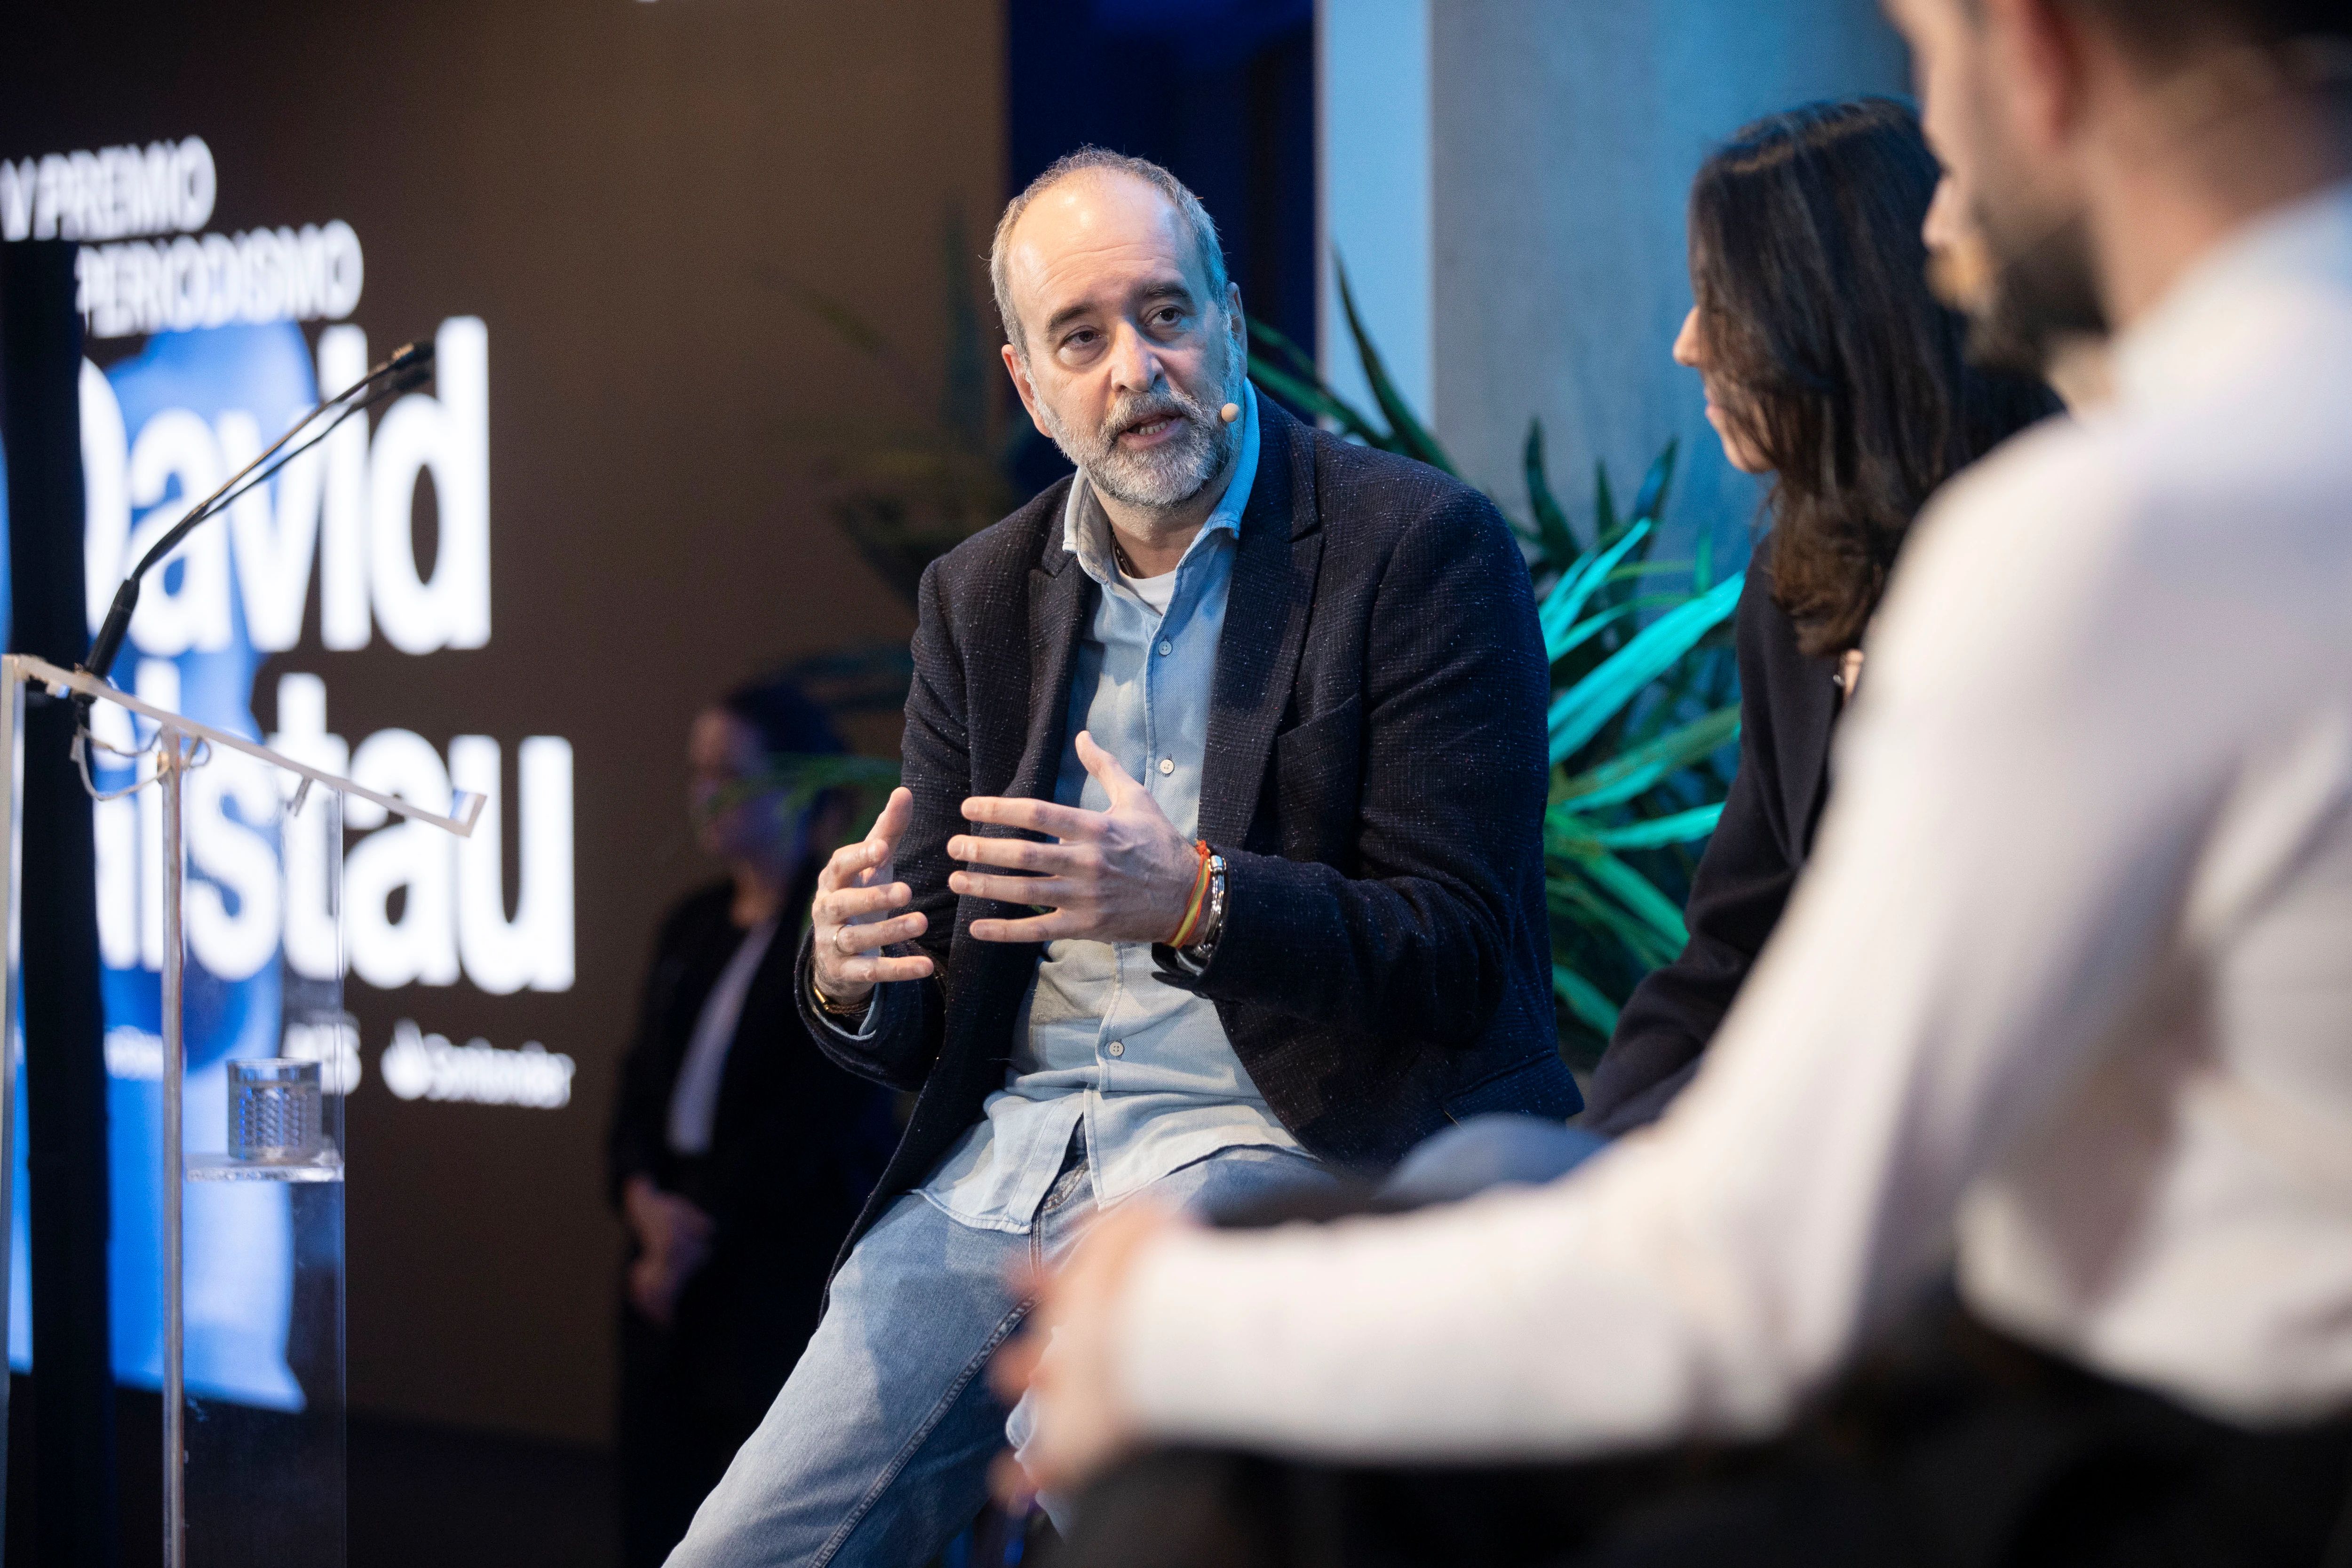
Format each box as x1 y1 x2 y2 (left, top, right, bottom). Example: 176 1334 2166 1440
663 149 1574 1568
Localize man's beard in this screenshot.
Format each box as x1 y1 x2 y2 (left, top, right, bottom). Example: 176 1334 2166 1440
1956 78 2110 379
1040 359 1239 511
1964 201 2110 378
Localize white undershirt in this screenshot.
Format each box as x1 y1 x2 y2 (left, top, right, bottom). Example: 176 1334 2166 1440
1114 181 2352 1460
1123 566 1177 613
665 915 780 1156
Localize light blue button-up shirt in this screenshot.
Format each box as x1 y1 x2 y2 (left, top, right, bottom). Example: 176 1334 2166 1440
920 383 1309 1232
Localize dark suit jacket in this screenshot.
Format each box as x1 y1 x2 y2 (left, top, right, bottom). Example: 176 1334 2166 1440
608 876 898 1394
1581 534 1841 1136
799 398 1580 1258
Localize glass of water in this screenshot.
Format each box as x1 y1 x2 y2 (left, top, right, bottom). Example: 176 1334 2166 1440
226 1058 324 1164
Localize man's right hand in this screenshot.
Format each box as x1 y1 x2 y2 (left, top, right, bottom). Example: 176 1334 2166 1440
810 785 936 1009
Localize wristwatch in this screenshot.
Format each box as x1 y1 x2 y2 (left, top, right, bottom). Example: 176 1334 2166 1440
1169 851 1228 977
810 973 873 1022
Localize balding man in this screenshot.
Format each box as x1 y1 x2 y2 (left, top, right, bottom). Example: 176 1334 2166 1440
663 150 1575 1566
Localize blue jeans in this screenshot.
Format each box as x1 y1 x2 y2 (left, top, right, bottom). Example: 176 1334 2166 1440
664 1143 1331 1568
1375 1112 1605 1207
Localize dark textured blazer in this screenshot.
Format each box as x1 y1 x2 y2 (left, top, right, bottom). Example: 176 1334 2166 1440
1581 534 1841 1136
608 876 898 1386
798 398 1580 1259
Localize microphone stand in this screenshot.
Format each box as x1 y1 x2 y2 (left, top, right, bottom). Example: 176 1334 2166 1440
72 337 437 710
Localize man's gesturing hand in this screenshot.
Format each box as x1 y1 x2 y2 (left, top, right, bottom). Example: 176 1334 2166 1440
810 785 936 1007
950 732 1199 945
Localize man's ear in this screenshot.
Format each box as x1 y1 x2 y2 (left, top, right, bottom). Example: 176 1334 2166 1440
1985 0 2093 155
1001 341 1052 438
1224 281 1247 352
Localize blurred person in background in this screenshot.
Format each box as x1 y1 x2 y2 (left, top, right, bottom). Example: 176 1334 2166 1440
1008 0 2352 1559
606 675 897 1568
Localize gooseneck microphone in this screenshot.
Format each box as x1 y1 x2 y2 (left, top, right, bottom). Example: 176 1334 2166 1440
75 338 437 703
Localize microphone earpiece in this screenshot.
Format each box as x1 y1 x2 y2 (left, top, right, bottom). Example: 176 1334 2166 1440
1220 402 1241 424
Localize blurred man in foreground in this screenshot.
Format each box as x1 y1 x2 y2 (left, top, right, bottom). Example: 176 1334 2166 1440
1006 1 2352 1562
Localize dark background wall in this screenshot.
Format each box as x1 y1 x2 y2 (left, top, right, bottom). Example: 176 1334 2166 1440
0 0 1003 1447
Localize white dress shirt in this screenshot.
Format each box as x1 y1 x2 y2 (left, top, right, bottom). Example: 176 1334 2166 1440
1114 183 2352 1460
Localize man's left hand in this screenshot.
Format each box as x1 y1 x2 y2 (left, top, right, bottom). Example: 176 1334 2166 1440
951 730 1200 944
991 1200 1188 1498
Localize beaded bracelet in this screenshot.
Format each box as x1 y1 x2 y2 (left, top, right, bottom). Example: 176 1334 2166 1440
1170 852 1227 977
1169 839 1214 947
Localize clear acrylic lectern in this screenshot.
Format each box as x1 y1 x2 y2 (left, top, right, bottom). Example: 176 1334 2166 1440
0 653 483 1568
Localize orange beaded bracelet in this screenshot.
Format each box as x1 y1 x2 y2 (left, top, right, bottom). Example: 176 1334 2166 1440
1168 839 1214 947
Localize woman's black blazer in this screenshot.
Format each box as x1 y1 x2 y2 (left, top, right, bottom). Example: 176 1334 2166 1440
606 875 897 1372
1581 534 1843 1136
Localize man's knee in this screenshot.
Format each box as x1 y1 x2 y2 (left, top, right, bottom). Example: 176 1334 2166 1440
1377 1115 1606 1210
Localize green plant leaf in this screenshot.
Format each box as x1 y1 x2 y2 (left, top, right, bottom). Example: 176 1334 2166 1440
1584 804 1724 850
1334 257 1457 474
1245 323 1397 447
1549 596 1706 669
1549 604 1639 662
1243 316 1402 447
1594 464 1622 543
799 290 890 357
1618 629 1736 753
1552 965 1621 1037
1539 519 1652 660
1546 867 1684 969
1629 439 1679 525
793 284 939 415
1523 421 1581 573
1245 361 1390 447
939 206 990 447
1546 876 1663 963
1554 704 1741 812
1572 847 1693 953
1246 316 1321 382
1548 572 1744 764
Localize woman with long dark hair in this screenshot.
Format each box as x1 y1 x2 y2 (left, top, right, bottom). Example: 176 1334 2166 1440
1581 97 2064 1131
